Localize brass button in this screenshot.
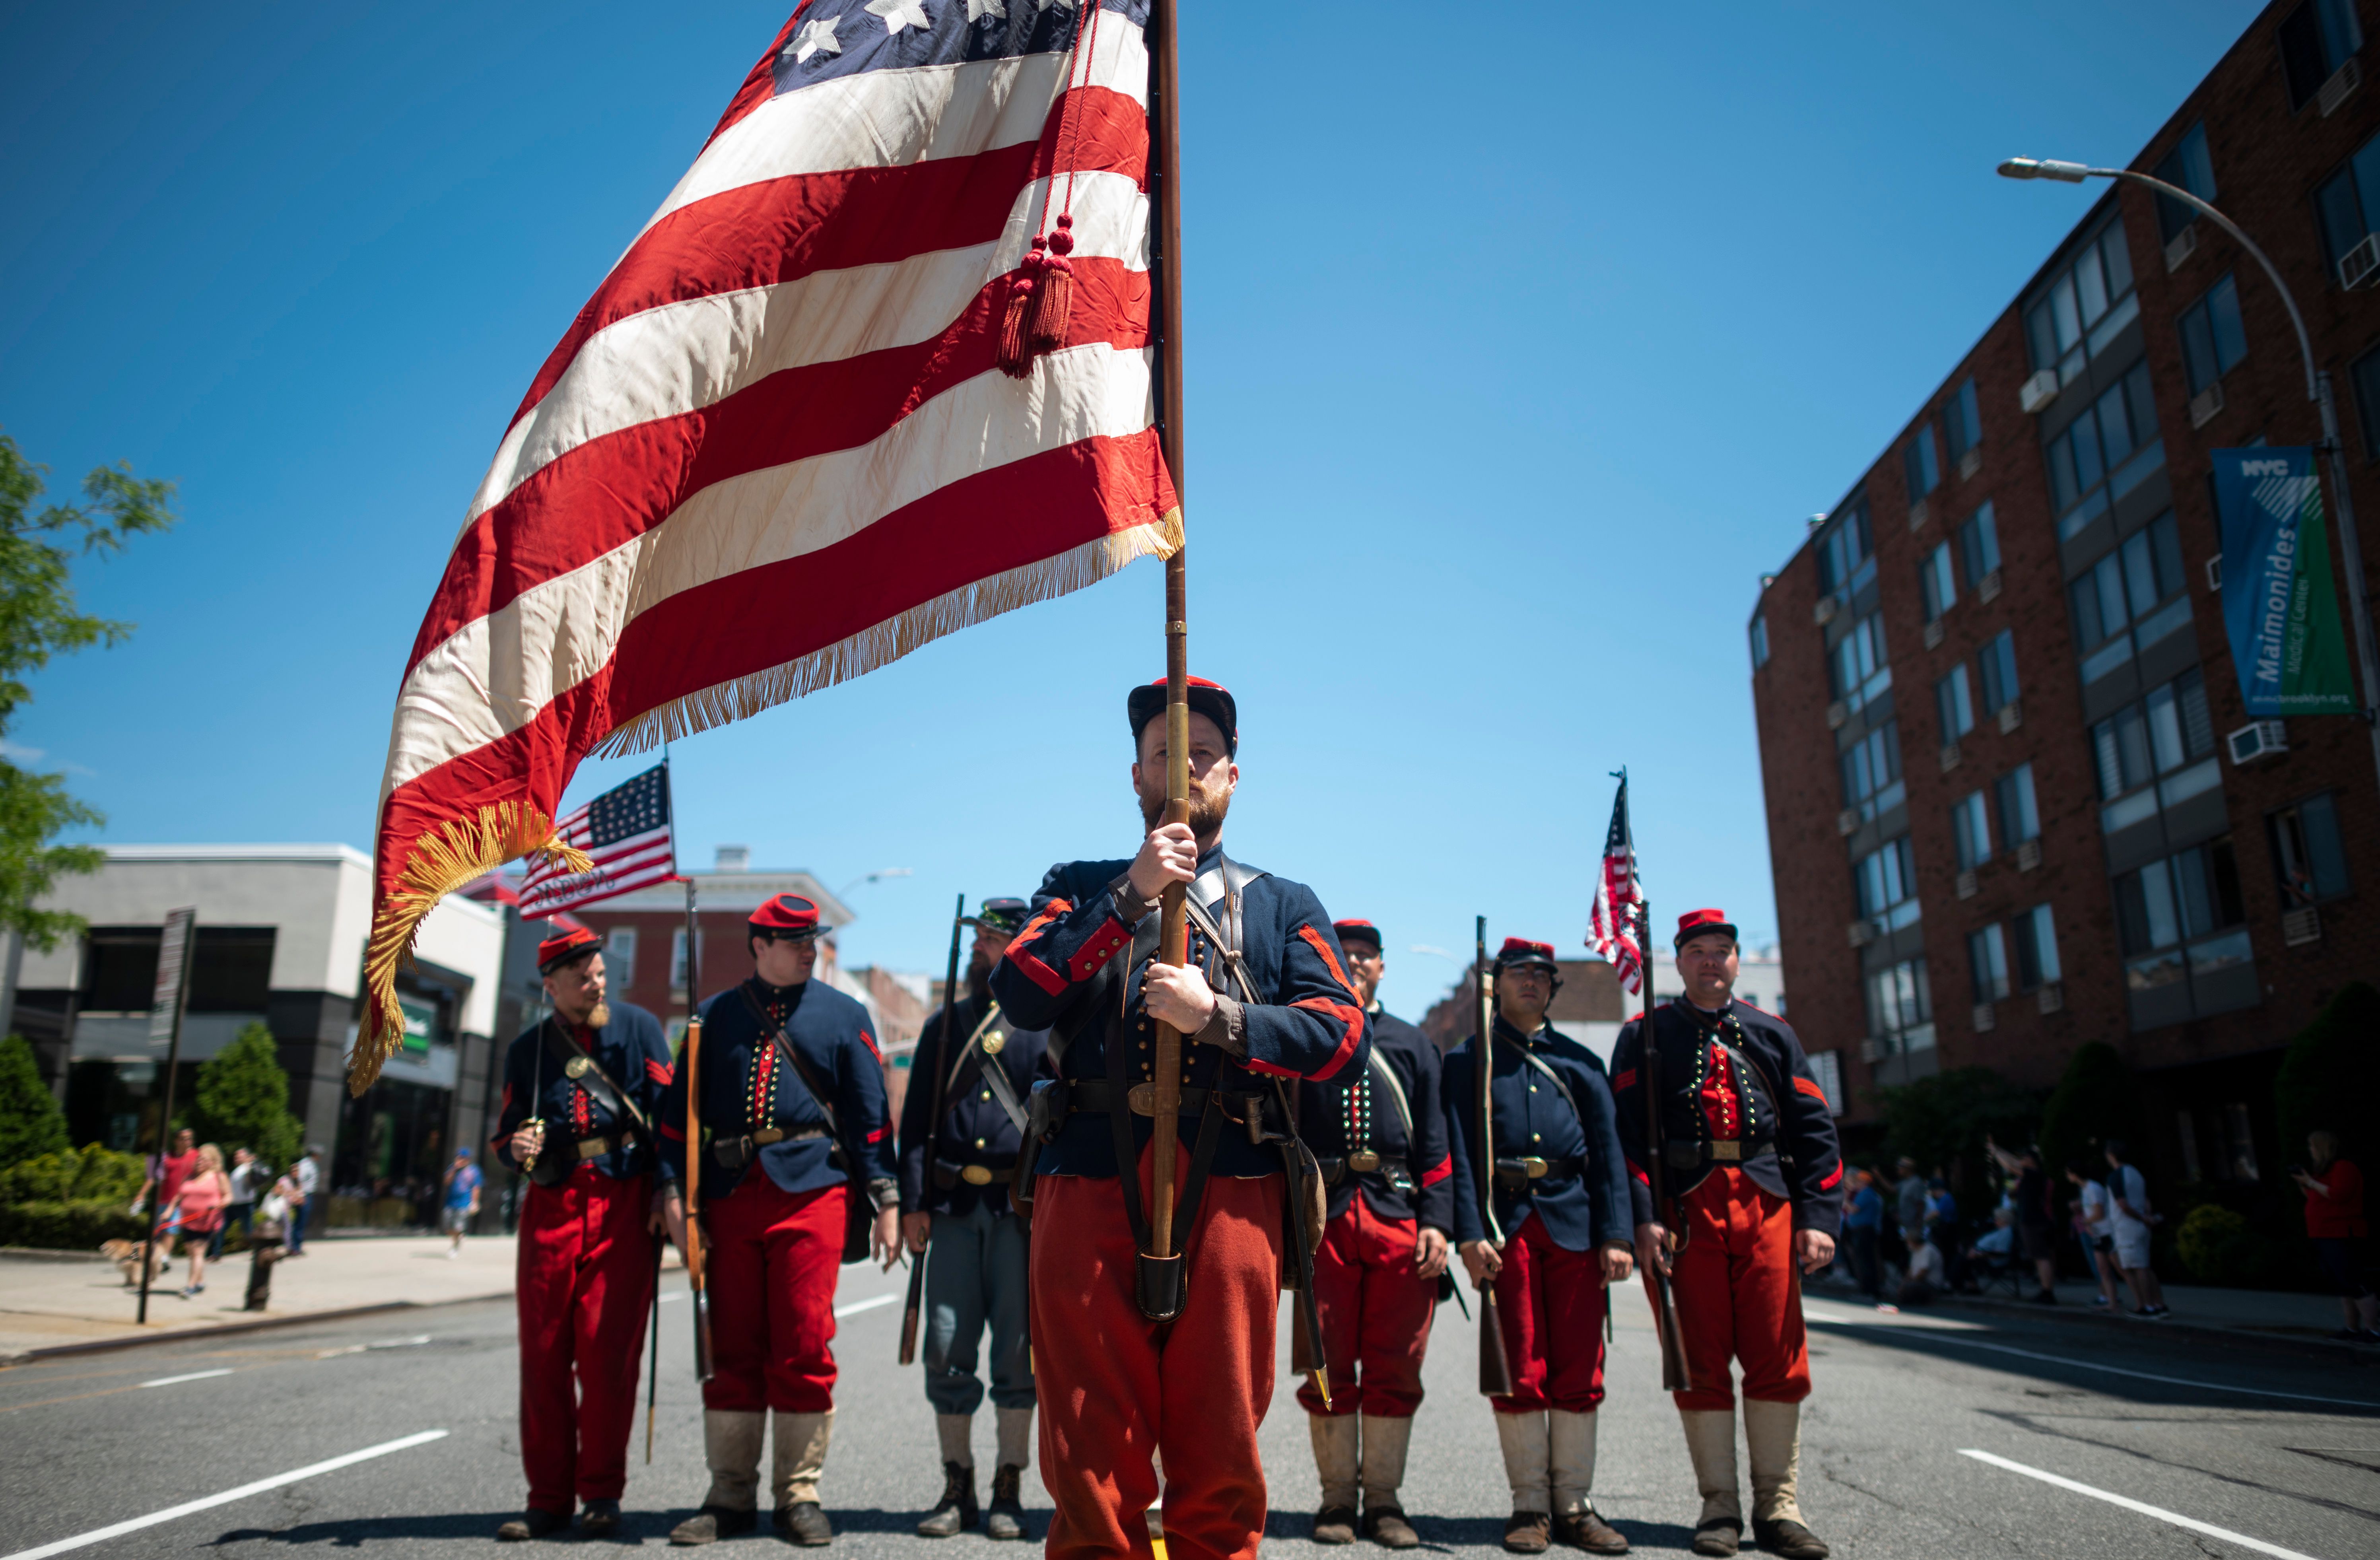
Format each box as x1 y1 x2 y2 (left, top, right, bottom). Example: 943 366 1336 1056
1529 1085 1538 1094
981 1090 992 1102
1532 1133 1542 1143
974 1137 987 1150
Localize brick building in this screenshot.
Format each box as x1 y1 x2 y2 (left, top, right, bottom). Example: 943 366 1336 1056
1749 0 2380 1191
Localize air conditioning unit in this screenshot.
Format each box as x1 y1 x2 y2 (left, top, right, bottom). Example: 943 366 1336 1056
1814 596 1840 626
2163 224 2198 273
2205 555 2222 593
2037 982 2065 1015
2341 232 2380 291
1826 701 1849 730
1837 808 1861 837
1939 741 1963 773
1958 445 1984 482
2189 380 2225 428
1908 497 1930 532
1847 919 1877 949
1955 869 1978 900
2016 839 2042 872
1858 1037 1887 1064
1997 699 2024 734
2283 905 2323 946
1971 1002 1997 1032
2320 56 2363 117
1923 618 1946 650
2020 369 2061 414
2227 719 2289 764
1978 568 2003 604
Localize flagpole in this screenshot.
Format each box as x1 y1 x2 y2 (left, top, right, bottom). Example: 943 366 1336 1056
1146 0 1191 1275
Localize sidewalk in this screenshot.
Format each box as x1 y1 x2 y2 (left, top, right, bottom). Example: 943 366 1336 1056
0 1236 525 1362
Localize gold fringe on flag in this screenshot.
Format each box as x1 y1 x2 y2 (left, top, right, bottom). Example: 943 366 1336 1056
597 510 1183 757
351 801 593 1096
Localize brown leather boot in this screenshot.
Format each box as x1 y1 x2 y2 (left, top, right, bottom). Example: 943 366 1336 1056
1363 1505 1422 1549
1313 1506 1358 1544
1553 1506 1628 1554
1503 1510 1553 1554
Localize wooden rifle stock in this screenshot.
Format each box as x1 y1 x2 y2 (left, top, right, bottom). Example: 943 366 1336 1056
1474 917 1515 1398
685 1014 713 1381
1636 901 1691 1393
901 896 968 1365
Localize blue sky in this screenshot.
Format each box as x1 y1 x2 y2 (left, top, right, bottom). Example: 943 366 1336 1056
4 1 2254 1018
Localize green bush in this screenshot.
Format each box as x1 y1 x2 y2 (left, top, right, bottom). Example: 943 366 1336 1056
191 1023 302 1169
2174 1203 2275 1285
0 1198 146 1251
1876 1066 2042 1191
0 1034 67 1170
2039 1042 2142 1178
2274 982 2380 1175
0 1143 144 1205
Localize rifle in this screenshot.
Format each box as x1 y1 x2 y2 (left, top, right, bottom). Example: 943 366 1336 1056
1474 916 1514 1398
1637 900 1692 1393
685 1012 714 1382
901 895 967 1366
644 1231 663 1462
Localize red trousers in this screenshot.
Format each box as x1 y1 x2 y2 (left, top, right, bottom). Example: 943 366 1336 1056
702 1174 846 1414
1490 1212 1608 1414
1670 1167 1809 1412
516 1168 656 1511
1297 1196 1435 1417
1032 1149 1282 1560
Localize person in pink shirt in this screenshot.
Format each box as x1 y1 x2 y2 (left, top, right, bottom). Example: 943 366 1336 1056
171 1144 231 1299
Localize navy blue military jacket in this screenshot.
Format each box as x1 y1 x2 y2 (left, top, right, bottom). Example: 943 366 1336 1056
1296 1006 1453 1231
1442 1019 1632 1253
1611 997 1844 1236
491 1001 674 1183
897 992 1053 1218
657 977 898 1202
989 845 1369 1180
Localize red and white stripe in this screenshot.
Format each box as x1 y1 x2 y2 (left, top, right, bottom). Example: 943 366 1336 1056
1587 851 1645 996
517 818 676 919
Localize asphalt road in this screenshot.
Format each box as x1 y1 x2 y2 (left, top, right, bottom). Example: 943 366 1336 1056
2 1253 2376 1559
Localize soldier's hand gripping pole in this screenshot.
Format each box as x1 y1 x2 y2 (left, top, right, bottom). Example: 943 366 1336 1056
685 1014 713 1382
1637 901 1692 1394
1475 916 1515 1398
901 896 967 1365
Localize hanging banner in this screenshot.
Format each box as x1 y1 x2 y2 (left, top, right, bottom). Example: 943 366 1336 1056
2212 448 2357 717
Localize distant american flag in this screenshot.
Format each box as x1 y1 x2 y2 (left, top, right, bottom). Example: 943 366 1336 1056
519 763 677 917
1586 773 1646 995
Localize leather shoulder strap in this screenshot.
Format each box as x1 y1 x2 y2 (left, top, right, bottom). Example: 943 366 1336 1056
737 983 844 1143
543 1018 651 1138
1366 1043 1415 1140
1516 1044 1581 1121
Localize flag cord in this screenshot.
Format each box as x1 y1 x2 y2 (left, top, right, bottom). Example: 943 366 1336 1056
999 2 1107 377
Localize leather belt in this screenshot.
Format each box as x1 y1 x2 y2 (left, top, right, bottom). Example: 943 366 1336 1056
1708 1139 1775 1164
711 1123 830 1170
1316 1154 1409 1186
1492 1154 1583 1187
933 1160 1017 1189
1067 1081 1262 1119
575 1135 619 1161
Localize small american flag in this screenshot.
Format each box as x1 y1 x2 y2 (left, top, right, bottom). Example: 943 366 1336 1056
519 763 678 918
1586 771 1646 995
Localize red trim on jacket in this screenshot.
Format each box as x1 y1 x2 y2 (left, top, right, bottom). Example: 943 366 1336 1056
647 1058 672 1086
1003 898 1074 995
866 1124 890 1144
660 1120 686 1142
1612 1068 1638 1092
1418 1152 1453 1189
1298 922 1357 994
1291 994 1365 1080
1818 1160 1843 1192
1067 914 1129 983
1793 1075 1830 1104
859 1027 883 1064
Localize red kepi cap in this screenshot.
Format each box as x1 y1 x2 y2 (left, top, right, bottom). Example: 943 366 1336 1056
1332 919 1382 950
536 926 601 975
1494 937 1559 971
1674 908 1739 949
750 893 821 937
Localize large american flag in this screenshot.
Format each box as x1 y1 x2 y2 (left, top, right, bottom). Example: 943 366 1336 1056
1586 772 1647 995
518 763 678 918
357 0 1175 1090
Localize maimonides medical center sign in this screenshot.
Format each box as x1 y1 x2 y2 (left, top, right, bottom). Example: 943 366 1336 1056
2213 449 2357 716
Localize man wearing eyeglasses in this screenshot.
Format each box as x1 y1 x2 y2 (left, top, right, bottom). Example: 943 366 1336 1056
657 893 901 1547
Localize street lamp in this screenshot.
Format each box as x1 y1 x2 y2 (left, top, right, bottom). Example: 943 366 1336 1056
1999 156 2380 795
835 867 913 898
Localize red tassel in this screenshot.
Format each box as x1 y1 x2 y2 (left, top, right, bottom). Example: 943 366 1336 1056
998 236 1047 379
1030 216 1075 352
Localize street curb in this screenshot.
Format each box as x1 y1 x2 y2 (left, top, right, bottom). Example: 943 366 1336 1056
1931 1289 2380 1366
0 1247 112 1264
0 1288 515 1368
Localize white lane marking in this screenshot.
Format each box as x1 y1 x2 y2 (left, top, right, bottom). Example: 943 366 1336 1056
834 1293 898 1319
137 1369 232 1388
1806 1310 2380 1409
0 1430 449 1560
661 1292 685 1304
317 1334 432 1359
1960 1449 2327 1560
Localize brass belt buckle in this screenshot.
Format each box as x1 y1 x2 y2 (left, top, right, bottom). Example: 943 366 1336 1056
1127 1083 1156 1116
1521 1156 1548 1179
1347 1150 1381 1173
960 1164 995 1186
1711 1140 1742 1162
754 1127 786 1146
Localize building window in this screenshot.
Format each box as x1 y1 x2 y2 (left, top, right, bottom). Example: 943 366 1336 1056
1842 723 1905 824
2177 1109 2205 1182
1906 424 1941 501
2220 1101 2261 1181
1831 610 1892 714
1968 924 2010 1003
2268 791 2351 905
2068 511 2193 685
1976 630 2020 716
2024 216 2138 385
1920 542 1957 622
671 928 690 991
189 929 278 1013
2353 345 2380 459
1995 763 2042 846
1750 613 1770 668
2316 128 2380 278
2152 122 2217 243
2283 0 2364 111
1945 379 1983 465
1936 664 1976 740
2176 274 2248 396
605 926 638 989
2011 903 2061 990
2046 360 2163 540
1957 501 2001 588
1866 958 1935 1053
1855 836 1920 931
1953 789 1992 871
80 928 162 1013
2092 667 2219 835
2116 837 2248 993
1817 497 1875 597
